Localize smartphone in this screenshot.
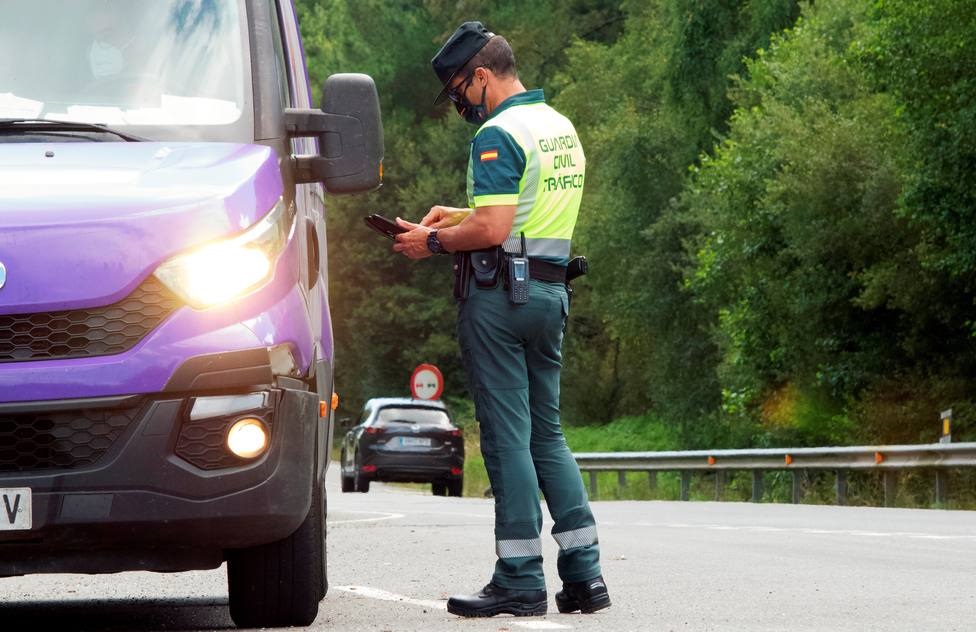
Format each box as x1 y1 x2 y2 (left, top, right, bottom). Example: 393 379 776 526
364 213 408 240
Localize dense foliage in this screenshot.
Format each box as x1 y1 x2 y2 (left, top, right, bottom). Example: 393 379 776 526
296 0 976 447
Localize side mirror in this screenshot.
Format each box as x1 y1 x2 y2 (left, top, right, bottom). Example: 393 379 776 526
284 73 384 194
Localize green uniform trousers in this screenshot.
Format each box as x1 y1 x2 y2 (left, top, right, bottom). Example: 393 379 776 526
457 278 602 590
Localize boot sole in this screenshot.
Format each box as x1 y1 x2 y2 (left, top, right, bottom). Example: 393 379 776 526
555 593 612 614
447 600 548 618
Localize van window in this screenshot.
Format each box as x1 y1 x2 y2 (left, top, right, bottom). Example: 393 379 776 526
267 0 294 109
0 0 246 127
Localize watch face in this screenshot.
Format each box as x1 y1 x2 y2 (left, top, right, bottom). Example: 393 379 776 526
427 231 442 253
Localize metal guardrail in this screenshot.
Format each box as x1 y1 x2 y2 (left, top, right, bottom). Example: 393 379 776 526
574 442 976 506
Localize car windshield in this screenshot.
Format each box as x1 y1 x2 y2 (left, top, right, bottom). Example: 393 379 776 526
0 0 246 127
375 407 451 427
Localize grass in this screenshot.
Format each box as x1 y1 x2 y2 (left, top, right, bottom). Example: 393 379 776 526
563 415 677 453
458 412 678 499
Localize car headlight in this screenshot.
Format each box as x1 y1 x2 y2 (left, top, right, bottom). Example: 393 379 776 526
154 198 294 309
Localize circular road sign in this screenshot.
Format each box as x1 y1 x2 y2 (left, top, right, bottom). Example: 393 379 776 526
411 364 443 400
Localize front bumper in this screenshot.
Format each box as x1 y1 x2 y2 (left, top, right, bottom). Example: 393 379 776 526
0 386 319 577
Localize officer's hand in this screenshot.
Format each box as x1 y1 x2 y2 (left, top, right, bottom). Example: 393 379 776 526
421 206 469 229
393 217 433 259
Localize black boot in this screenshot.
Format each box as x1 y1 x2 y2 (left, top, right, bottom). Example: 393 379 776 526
447 583 547 618
555 575 611 614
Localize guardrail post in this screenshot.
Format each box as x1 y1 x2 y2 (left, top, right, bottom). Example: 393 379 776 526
618 471 627 489
588 471 598 499
883 471 896 507
647 471 657 492
935 469 948 506
714 471 725 501
751 470 764 502
836 470 848 506
680 471 691 501
791 471 803 504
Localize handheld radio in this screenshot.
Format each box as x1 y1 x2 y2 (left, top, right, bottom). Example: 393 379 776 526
508 233 529 304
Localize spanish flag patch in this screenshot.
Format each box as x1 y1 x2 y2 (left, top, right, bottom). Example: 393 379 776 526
480 149 499 162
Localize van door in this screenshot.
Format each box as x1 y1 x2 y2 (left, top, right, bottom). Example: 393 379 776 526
276 0 329 375
274 0 334 467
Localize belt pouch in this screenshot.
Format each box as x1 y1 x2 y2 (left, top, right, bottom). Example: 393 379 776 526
453 251 471 300
470 247 501 288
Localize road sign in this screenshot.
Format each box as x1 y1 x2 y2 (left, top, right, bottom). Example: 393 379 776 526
411 364 443 400
940 409 952 444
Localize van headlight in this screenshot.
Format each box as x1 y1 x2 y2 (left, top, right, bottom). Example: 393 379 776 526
154 198 294 309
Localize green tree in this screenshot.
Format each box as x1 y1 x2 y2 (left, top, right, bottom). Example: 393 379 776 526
553 0 801 437
857 0 976 284
296 0 626 418
294 0 976 447
297 1 466 414
683 0 976 445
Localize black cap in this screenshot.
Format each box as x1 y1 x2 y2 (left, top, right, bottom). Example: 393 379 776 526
431 21 495 104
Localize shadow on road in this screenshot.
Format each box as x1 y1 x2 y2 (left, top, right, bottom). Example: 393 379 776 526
0 597 235 631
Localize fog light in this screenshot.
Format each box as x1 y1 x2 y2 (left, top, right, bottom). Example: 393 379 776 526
227 418 269 459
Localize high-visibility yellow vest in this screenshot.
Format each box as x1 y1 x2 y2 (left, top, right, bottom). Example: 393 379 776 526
466 89 584 265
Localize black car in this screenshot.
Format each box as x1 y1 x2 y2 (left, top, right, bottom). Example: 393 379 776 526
340 398 464 496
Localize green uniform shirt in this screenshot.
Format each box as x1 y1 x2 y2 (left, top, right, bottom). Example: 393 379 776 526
465 89 585 265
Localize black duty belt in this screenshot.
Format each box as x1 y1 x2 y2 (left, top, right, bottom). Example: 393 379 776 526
525 258 567 283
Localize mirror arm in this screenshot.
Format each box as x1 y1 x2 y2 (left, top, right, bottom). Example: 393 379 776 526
290 156 332 185
284 108 366 186
283 108 358 137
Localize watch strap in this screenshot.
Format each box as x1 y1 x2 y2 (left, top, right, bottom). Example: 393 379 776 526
427 229 447 254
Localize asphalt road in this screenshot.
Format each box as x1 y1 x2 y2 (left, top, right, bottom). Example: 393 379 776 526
1 466 975 631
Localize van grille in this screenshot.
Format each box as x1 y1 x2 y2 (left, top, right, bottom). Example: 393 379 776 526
0 401 143 472
0 277 181 363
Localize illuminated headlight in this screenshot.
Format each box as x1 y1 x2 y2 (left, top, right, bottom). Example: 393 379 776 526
154 198 294 309
227 417 269 459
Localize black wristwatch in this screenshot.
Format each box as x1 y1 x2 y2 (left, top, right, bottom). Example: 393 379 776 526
427 229 448 254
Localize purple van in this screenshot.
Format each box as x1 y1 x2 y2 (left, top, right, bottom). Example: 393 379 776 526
0 1 382 627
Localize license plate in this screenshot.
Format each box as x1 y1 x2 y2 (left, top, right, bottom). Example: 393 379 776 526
400 437 431 447
1 488 31 531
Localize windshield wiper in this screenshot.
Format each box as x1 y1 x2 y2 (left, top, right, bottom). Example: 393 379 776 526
0 118 144 142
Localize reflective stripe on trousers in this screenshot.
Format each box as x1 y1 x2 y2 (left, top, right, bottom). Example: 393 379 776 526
497 538 543 558
552 525 599 550
496 526 598 557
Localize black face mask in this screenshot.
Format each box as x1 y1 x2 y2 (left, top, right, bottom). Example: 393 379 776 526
449 71 488 125
455 84 488 125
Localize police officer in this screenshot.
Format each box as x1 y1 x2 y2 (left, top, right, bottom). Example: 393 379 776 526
394 22 610 618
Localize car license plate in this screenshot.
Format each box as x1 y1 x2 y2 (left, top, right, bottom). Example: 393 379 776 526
400 437 431 447
1 488 32 531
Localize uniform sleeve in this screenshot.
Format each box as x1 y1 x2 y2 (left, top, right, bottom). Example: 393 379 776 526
470 125 526 207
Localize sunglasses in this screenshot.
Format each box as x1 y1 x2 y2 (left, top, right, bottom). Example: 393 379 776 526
446 70 477 104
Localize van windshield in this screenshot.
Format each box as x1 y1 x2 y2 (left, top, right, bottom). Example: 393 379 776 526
0 0 246 128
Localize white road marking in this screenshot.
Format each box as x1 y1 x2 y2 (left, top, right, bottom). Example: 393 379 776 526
333 586 574 629
333 585 446 610
513 621 572 630
327 511 404 525
635 522 976 541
